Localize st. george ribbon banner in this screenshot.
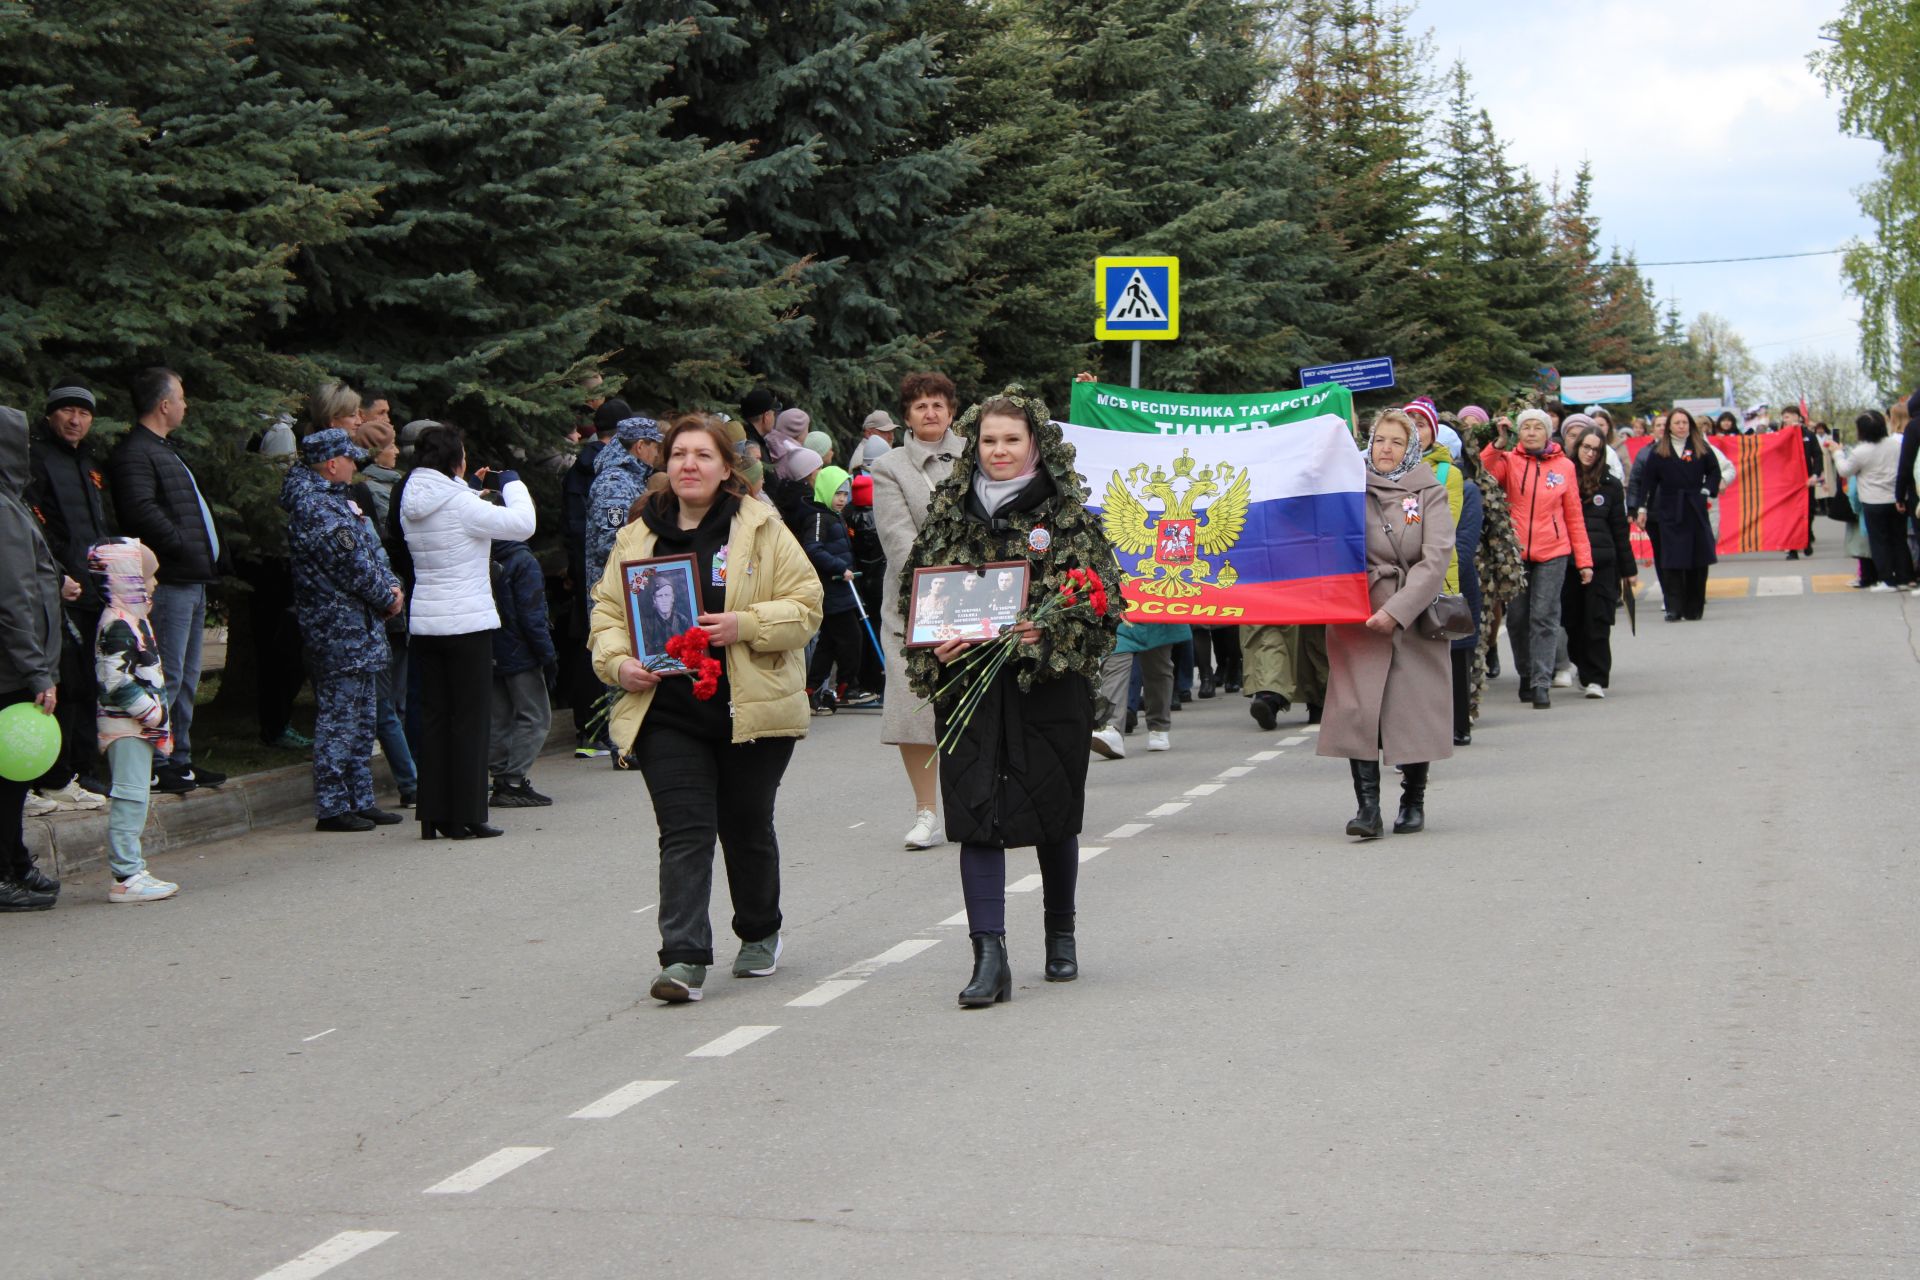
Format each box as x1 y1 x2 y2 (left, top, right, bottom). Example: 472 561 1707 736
1622 432 1811 560
1063 381 1370 624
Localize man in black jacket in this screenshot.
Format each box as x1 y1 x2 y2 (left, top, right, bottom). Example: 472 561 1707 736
560 397 629 756
107 368 228 792
26 377 114 805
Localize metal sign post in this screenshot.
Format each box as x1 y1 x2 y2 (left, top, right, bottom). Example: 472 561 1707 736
1131 341 1141 389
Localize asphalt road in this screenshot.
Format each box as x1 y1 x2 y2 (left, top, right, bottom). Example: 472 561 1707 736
6 548 1917 1279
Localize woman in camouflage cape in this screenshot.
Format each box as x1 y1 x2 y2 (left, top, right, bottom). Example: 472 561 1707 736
1454 416 1526 722
902 386 1120 1006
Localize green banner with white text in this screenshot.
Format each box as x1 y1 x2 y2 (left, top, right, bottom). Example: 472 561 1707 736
1067 380 1355 436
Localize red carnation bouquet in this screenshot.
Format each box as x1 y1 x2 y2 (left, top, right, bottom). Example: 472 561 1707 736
665 626 724 701
925 566 1109 756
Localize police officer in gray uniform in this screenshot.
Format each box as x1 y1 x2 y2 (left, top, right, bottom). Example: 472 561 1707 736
584 415 661 592
281 429 405 832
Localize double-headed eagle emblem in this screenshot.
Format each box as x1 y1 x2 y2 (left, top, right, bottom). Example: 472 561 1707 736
1101 450 1250 597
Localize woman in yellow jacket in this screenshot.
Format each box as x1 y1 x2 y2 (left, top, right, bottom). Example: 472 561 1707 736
591 414 823 1005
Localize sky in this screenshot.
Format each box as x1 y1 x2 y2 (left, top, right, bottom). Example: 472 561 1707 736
1414 0 1881 379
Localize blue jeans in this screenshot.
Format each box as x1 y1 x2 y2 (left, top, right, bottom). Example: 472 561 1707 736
376 659 417 794
106 737 153 879
149 582 205 768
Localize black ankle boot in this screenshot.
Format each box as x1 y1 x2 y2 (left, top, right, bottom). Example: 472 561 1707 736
1043 911 1077 982
1393 762 1429 834
1346 760 1383 838
958 932 1011 1007
21 849 58 895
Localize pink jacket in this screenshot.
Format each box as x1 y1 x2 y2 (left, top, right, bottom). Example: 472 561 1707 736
1479 442 1593 569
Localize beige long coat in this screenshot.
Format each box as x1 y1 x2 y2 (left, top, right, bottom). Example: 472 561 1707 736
1317 462 1457 766
868 428 964 743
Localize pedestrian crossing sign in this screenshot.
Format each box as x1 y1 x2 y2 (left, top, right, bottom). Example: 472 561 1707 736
1096 256 1179 340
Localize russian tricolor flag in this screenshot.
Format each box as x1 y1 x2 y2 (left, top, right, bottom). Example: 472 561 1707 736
1062 415 1371 625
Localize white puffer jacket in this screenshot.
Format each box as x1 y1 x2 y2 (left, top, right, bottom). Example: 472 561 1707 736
400 467 537 636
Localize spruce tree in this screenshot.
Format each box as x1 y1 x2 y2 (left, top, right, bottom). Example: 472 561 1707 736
1047 0 1338 394
652 0 983 431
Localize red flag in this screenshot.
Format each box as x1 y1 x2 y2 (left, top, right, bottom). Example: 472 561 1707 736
1623 433 1810 556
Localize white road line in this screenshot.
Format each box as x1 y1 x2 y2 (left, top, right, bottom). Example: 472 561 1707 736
424 1147 550 1194
631 903 656 915
1279 735 1308 746
1303 725 1322 734
570 1080 675 1119
787 979 864 1008
1248 751 1282 762
1077 845 1108 862
1185 783 1224 797
687 1025 780 1058
301 1028 336 1043
864 938 941 967
1756 576 1806 596
1007 873 1043 892
1145 801 1189 817
254 1230 398 1280
1103 823 1151 839
1218 766 1254 778
937 910 969 927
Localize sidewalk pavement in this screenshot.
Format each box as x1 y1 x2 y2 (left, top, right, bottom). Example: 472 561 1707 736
25 720 575 878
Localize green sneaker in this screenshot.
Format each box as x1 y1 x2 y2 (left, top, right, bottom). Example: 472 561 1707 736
650 963 706 1003
732 932 782 978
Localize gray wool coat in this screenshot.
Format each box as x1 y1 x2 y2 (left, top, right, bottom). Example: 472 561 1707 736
1318 462 1457 767
868 428 964 744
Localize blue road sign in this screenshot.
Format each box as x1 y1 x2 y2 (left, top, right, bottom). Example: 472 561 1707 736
1300 356 1396 393
1096 257 1179 340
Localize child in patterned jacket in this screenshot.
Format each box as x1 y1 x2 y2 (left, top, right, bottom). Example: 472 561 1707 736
90 538 179 903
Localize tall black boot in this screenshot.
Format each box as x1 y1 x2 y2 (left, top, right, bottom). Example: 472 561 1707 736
1393 762 1429 834
1043 910 1077 982
958 932 1011 1007
1346 760 1383 839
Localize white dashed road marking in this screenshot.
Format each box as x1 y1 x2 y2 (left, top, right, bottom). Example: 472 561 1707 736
1218 766 1254 778
1103 823 1151 839
1279 735 1308 746
424 1147 550 1194
1185 783 1224 797
687 1026 780 1058
1248 751 1282 762
787 980 864 1008
937 910 969 927
1007 874 1043 892
254 1231 397 1280
570 1080 676 1119
1077 845 1108 862
1146 802 1189 817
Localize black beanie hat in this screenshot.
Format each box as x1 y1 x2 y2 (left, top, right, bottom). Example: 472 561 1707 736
45 376 96 416
592 398 633 438
740 386 776 420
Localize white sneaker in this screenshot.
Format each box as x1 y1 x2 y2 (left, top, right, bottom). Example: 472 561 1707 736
109 871 179 904
23 793 60 818
34 781 106 811
1583 683 1605 699
1551 668 1575 689
1090 726 1126 759
1147 730 1171 752
1869 582 1897 592
904 808 942 849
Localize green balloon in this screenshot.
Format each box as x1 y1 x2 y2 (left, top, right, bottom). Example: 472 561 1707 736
0 700 62 782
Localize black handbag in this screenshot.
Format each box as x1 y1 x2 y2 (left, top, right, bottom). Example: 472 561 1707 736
1416 592 1475 641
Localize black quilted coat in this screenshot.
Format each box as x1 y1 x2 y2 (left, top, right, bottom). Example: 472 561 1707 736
933 472 1098 849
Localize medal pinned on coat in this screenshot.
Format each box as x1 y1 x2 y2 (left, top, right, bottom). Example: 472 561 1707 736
1401 495 1421 525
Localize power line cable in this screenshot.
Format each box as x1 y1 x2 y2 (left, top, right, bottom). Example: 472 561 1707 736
1638 248 1846 267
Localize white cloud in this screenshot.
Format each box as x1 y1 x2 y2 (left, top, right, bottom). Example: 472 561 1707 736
1414 0 1880 361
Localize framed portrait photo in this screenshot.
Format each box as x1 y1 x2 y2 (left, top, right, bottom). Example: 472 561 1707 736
619 554 702 674
905 561 1031 648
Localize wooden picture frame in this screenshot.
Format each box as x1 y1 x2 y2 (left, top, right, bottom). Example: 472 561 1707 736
619 553 702 674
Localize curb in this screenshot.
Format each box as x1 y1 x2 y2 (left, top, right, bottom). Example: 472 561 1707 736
26 720 578 877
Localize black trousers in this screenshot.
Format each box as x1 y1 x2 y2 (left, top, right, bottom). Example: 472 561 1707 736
37 609 99 789
411 631 493 826
959 838 1078 935
634 725 794 967
806 609 864 694
1667 566 1709 621
1862 502 1914 587
1450 645 1471 739
1194 626 1242 684
1564 596 1615 688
